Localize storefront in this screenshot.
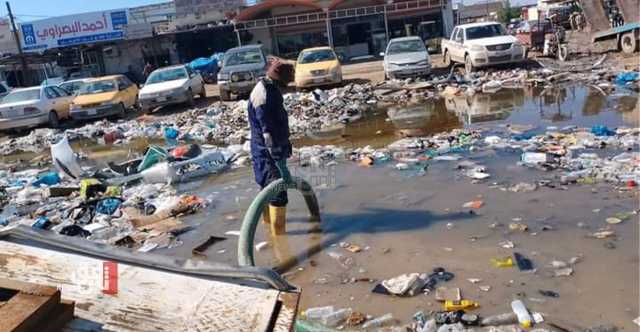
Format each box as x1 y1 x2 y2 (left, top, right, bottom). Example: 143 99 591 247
234 0 454 59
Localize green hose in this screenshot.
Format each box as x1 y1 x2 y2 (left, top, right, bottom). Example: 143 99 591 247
238 159 321 267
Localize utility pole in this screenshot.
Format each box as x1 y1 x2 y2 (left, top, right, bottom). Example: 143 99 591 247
6 1 26 86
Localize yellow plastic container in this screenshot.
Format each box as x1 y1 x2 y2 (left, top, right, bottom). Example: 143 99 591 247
491 257 514 268
444 300 480 311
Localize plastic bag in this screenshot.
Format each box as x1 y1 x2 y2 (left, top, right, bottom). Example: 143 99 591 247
51 136 83 179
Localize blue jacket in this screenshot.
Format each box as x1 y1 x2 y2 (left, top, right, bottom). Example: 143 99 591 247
247 79 292 161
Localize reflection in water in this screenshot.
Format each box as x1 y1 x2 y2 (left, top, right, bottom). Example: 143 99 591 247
444 88 525 124
295 85 636 148
582 88 607 116
387 100 461 137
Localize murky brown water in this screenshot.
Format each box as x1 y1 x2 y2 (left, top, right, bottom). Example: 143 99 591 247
163 85 638 329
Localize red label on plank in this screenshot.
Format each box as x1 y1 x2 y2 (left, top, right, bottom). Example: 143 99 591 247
102 261 118 295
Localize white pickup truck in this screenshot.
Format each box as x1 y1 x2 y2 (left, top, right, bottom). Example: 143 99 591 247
441 21 526 72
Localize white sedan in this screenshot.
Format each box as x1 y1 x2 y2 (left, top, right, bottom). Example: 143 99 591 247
0 86 73 131
138 65 206 112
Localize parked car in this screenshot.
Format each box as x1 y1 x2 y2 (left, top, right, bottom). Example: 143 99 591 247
441 21 526 73
382 36 431 80
138 65 206 112
69 75 138 120
0 81 11 100
0 85 73 130
295 47 343 89
59 78 90 96
217 45 268 101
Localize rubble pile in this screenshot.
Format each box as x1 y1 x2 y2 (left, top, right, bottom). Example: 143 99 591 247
0 141 240 252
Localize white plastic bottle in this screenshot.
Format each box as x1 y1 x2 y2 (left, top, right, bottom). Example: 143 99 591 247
321 308 351 327
304 306 334 321
362 313 394 329
511 299 533 328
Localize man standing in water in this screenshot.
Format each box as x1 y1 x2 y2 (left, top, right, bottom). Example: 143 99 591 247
247 60 295 235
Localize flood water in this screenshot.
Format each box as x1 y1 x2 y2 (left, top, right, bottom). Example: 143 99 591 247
3 84 639 329
160 85 638 330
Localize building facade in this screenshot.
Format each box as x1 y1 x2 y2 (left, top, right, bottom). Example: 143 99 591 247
234 0 454 59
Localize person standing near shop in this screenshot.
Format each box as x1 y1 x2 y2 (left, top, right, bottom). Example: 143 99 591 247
247 60 295 235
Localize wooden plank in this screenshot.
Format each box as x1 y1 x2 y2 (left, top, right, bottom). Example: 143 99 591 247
273 292 300 332
39 300 75 332
0 241 286 331
0 279 58 297
0 290 60 332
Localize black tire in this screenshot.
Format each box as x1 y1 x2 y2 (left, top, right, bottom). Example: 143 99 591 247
464 55 475 73
220 89 231 101
186 89 195 107
443 50 452 68
48 111 59 128
119 102 126 118
621 31 638 54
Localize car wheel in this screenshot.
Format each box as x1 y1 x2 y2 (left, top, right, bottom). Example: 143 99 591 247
558 45 569 61
186 89 195 107
220 89 231 101
465 55 475 74
620 31 638 54
48 111 59 128
444 51 452 68
119 102 126 118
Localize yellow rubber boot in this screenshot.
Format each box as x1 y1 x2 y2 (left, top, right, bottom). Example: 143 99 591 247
262 207 271 224
269 205 287 235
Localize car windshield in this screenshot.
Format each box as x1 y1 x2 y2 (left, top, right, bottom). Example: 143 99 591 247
2 89 40 103
146 68 188 84
78 80 117 95
60 82 85 93
387 40 426 55
224 49 264 66
466 24 507 40
298 49 336 64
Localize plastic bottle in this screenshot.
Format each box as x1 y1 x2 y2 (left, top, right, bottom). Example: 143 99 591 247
480 312 518 326
362 313 394 329
320 308 351 327
511 300 533 328
303 306 334 321
327 251 354 268
521 152 550 164
419 318 437 332
443 300 479 311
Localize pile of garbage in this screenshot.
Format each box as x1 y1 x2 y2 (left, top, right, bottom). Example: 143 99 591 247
0 138 238 252
301 124 640 188
297 292 547 331
0 83 382 156
1 63 637 157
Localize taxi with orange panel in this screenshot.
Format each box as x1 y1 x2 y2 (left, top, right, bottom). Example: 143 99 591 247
294 47 343 89
69 75 138 120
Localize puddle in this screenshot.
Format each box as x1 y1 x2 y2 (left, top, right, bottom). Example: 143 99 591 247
297 85 639 148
